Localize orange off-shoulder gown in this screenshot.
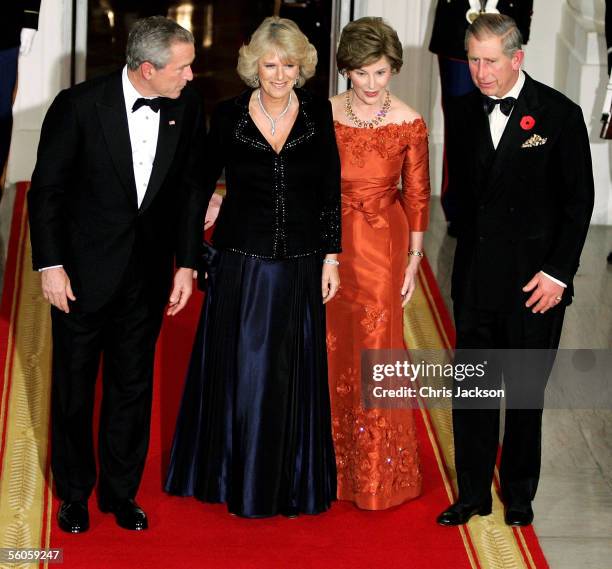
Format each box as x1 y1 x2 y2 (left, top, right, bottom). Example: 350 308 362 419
327 119 431 510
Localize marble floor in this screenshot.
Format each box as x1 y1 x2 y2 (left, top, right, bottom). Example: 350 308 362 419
424 198 612 569
1 187 610 567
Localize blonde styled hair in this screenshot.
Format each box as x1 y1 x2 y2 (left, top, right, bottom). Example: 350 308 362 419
336 17 403 74
237 17 318 88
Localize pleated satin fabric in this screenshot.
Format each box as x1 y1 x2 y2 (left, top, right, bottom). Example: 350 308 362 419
165 250 336 517
326 120 430 510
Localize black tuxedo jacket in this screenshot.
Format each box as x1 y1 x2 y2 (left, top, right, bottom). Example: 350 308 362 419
429 0 533 60
446 73 594 311
28 71 207 312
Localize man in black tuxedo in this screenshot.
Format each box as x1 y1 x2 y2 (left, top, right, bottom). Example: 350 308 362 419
429 1 533 235
28 16 206 533
436 14 594 527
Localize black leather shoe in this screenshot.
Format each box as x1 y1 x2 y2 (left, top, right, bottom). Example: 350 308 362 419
100 499 148 530
504 504 534 526
58 500 89 533
437 501 492 526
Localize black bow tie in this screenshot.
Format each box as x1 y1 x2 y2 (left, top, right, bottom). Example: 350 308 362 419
483 96 516 116
132 97 163 113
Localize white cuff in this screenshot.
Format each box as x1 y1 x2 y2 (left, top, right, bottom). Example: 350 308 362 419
540 271 567 288
39 265 63 272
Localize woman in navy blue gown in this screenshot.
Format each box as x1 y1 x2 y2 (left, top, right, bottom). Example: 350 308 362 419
165 17 341 518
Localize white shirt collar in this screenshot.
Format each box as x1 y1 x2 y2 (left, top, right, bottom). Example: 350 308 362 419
491 69 525 100
122 65 156 112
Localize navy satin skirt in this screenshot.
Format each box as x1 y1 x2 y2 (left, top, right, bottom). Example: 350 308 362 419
165 250 336 517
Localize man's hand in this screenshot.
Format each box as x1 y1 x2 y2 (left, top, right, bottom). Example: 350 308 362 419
41 267 76 313
523 272 564 314
167 267 194 316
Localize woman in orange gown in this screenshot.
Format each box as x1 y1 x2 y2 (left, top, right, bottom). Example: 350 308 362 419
327 17 431 510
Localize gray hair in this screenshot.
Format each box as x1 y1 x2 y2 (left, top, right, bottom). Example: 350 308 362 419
126 16 194 70
465 14 523 57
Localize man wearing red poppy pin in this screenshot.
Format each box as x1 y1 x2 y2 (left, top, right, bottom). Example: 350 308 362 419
437 14 594 528
429 1 533 236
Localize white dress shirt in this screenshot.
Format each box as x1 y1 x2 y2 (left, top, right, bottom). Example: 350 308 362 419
487 70 566 289
122 65 160 208
488 70 525 150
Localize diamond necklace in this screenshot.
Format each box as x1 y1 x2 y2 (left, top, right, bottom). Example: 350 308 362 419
344 89 391 129
257 89 293 135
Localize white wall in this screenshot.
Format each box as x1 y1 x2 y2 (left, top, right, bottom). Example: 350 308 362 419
7 0 87 184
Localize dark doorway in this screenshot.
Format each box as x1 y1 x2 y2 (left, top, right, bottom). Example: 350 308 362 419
87 1 336 117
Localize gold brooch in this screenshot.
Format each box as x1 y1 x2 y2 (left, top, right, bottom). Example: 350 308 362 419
521 134 547 148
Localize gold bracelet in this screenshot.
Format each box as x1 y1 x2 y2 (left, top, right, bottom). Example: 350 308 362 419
408 250 424 258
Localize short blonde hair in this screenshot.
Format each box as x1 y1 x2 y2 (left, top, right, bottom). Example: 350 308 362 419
237 17 318 88
336 17 403 74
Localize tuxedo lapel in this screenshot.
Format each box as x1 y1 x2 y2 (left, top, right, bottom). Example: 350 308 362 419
96 72 138 207
139 99 186 211
485 74 542 200
472 95 495 170
463 92 494 197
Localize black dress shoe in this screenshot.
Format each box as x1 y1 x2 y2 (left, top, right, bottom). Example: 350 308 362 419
58 500 89 533
505 504 534 526
100 499 148 530
437 501 492 526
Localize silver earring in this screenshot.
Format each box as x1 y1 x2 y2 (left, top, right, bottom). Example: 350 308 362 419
253 75 260 86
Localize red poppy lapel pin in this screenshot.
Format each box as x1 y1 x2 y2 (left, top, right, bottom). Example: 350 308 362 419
520 115 535 130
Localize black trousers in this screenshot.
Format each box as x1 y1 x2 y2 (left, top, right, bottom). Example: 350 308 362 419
50 259 165 505
452 301 566 507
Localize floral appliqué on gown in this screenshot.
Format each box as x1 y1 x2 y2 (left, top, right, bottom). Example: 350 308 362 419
327 119 431 510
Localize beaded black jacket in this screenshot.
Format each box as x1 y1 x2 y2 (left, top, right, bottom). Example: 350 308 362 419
205 88 342 258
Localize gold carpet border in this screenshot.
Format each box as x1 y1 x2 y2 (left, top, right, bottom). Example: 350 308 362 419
0 207 53 569
404 267 532 569
0 202 27 481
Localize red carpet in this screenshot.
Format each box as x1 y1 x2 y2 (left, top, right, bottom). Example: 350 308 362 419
0 183 549 568
48 291 472 568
